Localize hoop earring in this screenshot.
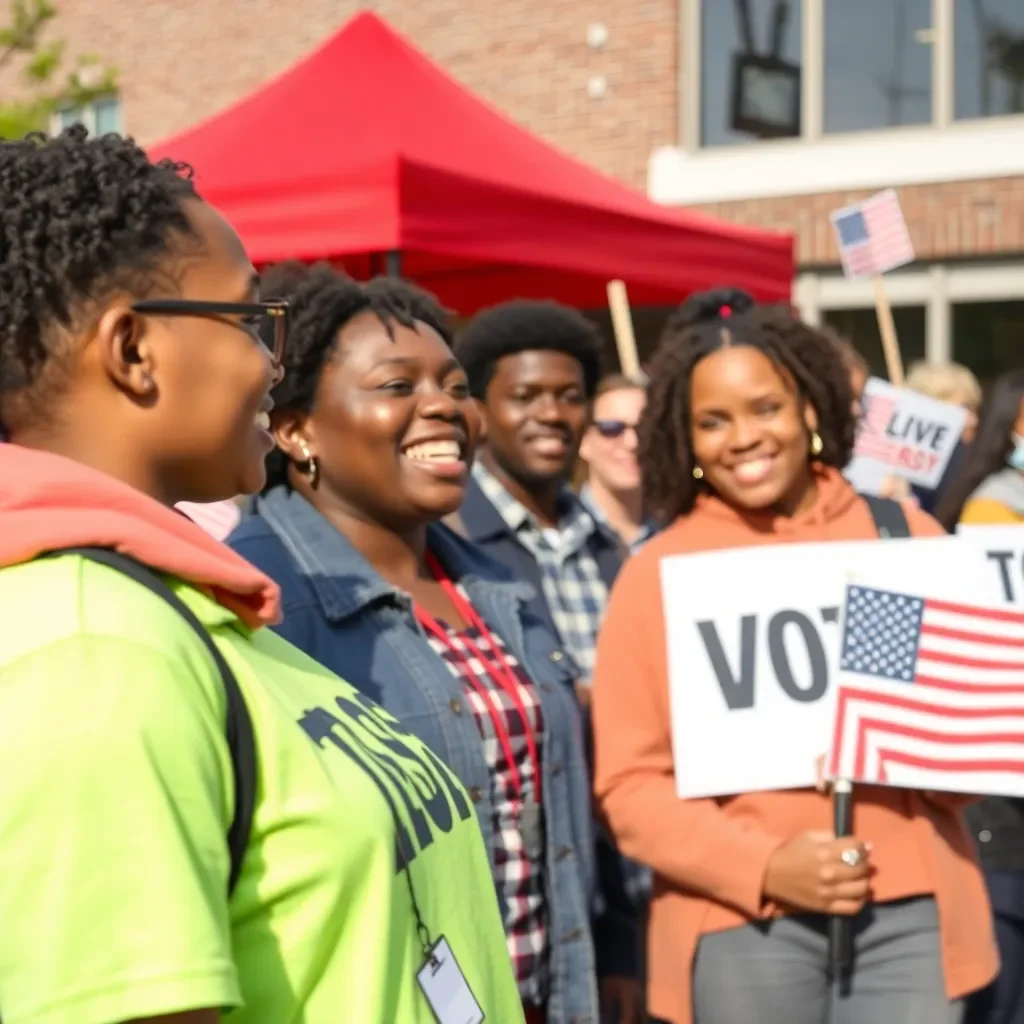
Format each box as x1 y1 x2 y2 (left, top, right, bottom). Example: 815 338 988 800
298 440 319 489
810 432 824 457
693 465 704 480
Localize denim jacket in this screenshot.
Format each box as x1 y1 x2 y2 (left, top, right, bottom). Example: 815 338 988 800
229 486 601 1024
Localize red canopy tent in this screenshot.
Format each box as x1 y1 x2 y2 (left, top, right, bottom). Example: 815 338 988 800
149 11 793 312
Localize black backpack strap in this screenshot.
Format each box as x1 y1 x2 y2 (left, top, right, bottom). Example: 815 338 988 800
860 494 911 539
46 546 255 894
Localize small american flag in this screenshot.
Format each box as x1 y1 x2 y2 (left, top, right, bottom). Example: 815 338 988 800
828 584 1024 797
830 189 915 279
853 392 897 463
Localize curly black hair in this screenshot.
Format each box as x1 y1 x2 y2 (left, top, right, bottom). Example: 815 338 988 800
0 125 198 429
453 299 603 401
260 261 454 489
640 291 855 523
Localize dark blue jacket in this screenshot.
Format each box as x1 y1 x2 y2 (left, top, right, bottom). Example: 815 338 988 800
450 475 642 977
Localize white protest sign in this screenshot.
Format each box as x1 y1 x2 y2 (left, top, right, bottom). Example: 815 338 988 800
957 525 1024 604
661 535 997 799
845 377 966 494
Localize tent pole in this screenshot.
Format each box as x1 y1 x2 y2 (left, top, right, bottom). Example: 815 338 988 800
385 250 403 278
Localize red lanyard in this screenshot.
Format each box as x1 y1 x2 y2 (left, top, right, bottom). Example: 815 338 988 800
414 552 542 804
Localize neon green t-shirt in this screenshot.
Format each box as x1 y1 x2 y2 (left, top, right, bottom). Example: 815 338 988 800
0 555 525 1024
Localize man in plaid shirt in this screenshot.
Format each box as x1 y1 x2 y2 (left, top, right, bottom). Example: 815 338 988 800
452 300 643 1024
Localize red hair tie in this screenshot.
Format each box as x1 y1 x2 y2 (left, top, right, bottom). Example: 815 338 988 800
719 304 732 319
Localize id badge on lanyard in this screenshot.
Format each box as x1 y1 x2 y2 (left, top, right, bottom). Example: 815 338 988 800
417 936 486 1024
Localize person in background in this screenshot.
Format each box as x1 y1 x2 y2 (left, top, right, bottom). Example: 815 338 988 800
935 368 1024 530
933 369 1024 1024
228 264 600 1024
824 328 869 418
906 361 983 516
0 128 522 1024
451 299 642 1022
577 373 657 553
906 360 982 446
591 293 997 1024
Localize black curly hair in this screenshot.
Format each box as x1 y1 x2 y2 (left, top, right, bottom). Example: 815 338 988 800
0 125 199 431
640 289 855 523
453 299 603 401
260 261 454 489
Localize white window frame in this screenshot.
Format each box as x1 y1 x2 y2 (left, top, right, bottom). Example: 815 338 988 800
50 95 122 137
794 259 1024 366
653 0 1024 205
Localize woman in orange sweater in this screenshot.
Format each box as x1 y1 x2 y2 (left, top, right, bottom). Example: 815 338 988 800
591 293 998 1024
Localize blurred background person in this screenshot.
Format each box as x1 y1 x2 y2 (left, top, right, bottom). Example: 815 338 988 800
577 373 657 554
824 328 869 419
937 369 1024 529
592 292 997 1024
906 361 983 516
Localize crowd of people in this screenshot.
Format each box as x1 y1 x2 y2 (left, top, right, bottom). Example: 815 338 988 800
0 127 1021 1024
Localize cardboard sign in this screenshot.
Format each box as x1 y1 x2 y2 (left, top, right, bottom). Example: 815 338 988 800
845 377 967 494
661 536 991 799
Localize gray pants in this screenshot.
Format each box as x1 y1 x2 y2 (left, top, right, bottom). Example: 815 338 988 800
691 897 963 1024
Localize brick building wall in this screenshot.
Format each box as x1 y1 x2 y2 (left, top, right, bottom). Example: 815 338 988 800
0 0 678 191
4 0 1022 281
694 176 1024 267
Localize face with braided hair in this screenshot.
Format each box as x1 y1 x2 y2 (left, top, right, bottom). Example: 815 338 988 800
640 303 855 523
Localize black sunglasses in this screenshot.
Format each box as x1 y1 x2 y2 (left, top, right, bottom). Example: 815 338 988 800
130 298 289 366
593 418 639 439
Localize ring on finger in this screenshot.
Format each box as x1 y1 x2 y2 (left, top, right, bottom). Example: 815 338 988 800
840 847 864 868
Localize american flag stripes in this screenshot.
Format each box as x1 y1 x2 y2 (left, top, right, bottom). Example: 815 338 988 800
830 189 915 279
828 584 1024 796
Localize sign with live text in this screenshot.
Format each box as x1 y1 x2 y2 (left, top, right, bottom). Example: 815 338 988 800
661 536 988 799
845 377 967 494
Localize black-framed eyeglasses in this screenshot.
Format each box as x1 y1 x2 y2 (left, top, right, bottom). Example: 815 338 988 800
130 298 289 365
593 418 639 439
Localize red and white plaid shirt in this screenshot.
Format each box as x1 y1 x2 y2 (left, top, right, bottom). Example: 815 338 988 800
423 586 550 1007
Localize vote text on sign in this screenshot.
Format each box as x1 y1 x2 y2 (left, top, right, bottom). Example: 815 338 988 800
661 536 981 799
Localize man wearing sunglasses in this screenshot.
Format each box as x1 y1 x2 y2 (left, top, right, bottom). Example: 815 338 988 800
578 374 658 555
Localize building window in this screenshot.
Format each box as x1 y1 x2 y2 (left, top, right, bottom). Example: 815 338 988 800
823 0 933 134
694 0 1024 149
955 0 1024 120
51 95 122 137
700 0 803 146
952 300 1024 385
823 306 926 380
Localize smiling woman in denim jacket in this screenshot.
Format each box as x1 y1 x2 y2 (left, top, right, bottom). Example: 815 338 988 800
229 263 603 1024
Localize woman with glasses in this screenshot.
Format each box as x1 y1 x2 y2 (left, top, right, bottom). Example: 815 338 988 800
0 127 522 1024
227 262 602 1024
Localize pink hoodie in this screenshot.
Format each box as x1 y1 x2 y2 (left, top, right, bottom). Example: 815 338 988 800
0 444 280 628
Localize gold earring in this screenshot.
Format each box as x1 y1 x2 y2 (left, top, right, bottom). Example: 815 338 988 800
810 432 823 457
693 465 704 480
298 440 319 489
